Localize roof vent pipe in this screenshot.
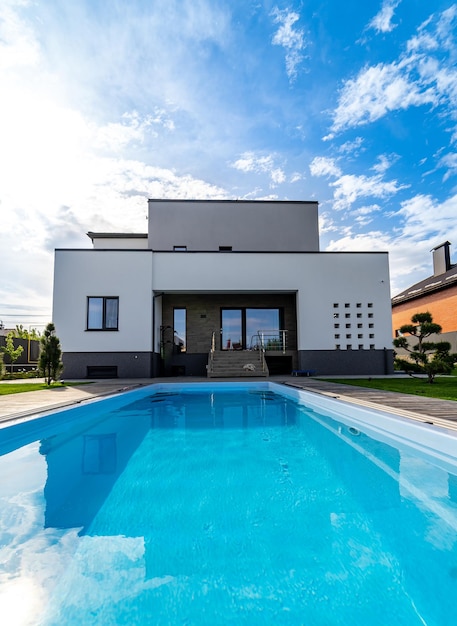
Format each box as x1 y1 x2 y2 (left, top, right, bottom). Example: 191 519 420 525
432 241 451 276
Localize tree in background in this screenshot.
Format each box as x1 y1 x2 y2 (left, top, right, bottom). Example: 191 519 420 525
39 323 63 385
13 325 41 340
0 352 4 379
393 311 456 383
0 331 24 374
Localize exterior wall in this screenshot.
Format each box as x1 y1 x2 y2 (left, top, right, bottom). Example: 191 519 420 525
152 252 393 353
53 247 393 378
62 351 152 378
160 293 297 376
392 285 457 335
147 200 319 252
298 349 393 376
91 238 149 250
53 250 153 378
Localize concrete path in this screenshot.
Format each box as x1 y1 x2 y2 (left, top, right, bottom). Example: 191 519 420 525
1 376 457 432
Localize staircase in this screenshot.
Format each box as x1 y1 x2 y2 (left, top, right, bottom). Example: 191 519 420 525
207 350 269 378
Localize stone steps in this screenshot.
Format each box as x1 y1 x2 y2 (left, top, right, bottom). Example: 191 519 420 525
208 350 269 378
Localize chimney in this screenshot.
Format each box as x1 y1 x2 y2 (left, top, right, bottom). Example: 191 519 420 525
432 241 451 276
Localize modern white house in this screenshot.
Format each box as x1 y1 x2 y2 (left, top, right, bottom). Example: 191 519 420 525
52 199 394 378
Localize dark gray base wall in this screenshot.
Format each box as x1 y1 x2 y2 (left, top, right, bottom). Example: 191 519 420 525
62 352 153 379
164 353 208 377
298 349 394 376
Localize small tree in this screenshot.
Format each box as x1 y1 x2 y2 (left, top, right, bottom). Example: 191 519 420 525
39 323 63 385
393 311 456 383
0 331 24 374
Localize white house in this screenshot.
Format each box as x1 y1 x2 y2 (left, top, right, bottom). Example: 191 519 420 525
52 199 394 378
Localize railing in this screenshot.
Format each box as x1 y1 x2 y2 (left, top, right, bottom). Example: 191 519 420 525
252 331 268 373
208 330 216 374
250 330 288 354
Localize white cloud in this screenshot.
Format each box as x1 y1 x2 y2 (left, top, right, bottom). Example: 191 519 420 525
338 137 364 155
328 60 437 137
309 156 342 178
372 154 396 174
310 157 406 210
439 152 457 180
0 0 41 70
231 152 285 187
331 173 407 211
368 0 401 34
328 6 457 137
271 8 306 82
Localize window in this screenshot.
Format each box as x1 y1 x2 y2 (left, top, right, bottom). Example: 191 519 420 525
369 323 374 328
333 313 339 319
346 344 352 350
345 313 351 318
370 344 375 349
174 308 186 352
346 334 351 339
87 297 119 330
345 323 351 328
219 246 232 251
357 323 363 328
367 302 373 308
368 313 374 318
356 303 361 308
357 313 362 318
334 333 340 339
333 303 339 308
173 246 187 251
358 333 363 339
335 344 340 350
369 333 375 338
345 303 350 308
334 323 340 329
358 344 364 350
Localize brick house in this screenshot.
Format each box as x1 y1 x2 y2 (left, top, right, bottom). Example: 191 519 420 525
391 241 457 351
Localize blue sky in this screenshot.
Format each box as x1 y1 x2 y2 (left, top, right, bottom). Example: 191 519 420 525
1 0 457 330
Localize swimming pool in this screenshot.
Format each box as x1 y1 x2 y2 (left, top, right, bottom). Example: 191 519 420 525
1 381 457 625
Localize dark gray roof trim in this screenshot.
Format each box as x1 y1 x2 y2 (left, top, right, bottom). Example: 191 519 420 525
392 264 457 305
87 232 148 240
147 198 318 205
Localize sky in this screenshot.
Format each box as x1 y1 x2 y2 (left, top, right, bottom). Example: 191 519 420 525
1 0 457 330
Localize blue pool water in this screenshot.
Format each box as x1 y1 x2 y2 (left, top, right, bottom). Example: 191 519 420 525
1 382 457 625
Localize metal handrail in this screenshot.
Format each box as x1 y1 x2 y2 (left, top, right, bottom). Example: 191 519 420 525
253 331 268 373
250 329 288 354
208 330 216 374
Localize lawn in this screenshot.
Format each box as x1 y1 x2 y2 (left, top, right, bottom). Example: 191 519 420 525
325 376 457 401
0 382 91 396
0 382 67 395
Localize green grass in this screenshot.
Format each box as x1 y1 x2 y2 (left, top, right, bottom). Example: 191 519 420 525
0 382 91 396
324 376 457 401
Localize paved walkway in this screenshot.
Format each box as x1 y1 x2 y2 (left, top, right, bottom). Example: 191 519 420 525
1 376 457 431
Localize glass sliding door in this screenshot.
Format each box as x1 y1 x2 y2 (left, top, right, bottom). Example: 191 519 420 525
221 309 243 350
221 307 282 350
246 309 281 349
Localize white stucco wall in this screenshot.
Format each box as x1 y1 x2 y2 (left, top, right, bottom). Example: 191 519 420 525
53 250 153 352
53 249 392 354
151 252 393 351
90 236 148 249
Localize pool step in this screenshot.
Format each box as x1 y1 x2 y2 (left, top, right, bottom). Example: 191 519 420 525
207 350 269 378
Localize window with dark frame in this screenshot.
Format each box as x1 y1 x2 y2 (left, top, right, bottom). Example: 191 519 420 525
87 297 119 330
